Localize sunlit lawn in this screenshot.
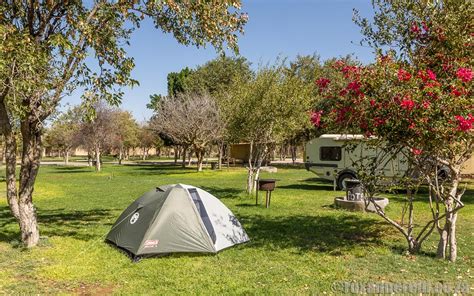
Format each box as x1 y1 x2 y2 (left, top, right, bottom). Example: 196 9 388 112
0 164 472 294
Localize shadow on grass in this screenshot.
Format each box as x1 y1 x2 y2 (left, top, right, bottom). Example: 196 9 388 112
124 164 197 176
50 166 92 174
0 207 18 242
384 187 474 205
240 214 390 254
278 183 334 191
199 186 244 199
0 207 116 243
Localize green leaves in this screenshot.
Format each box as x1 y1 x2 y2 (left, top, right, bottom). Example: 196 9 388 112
0 0 247 122
226 63 313 145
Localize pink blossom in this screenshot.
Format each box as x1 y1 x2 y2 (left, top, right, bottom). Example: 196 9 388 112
400 99 415 110
456 68 473 83
310 111 323 127
451 87 463 97
347 81 361 91
373 117 386 127
426 69 437 81
316 78 331 90
411 23 421 34
417 70 437 82
397 69 412 82
455 114 474 131
412 148 423 155
342 66 360 78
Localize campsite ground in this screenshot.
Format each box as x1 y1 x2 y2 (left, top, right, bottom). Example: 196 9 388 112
0 164 473 294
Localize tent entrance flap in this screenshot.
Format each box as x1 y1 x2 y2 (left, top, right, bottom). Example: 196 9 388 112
188 188 217 244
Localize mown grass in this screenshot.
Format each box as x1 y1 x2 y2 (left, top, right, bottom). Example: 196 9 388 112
0 164 473 294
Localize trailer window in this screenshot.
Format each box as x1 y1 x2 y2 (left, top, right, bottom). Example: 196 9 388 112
320 147 342 161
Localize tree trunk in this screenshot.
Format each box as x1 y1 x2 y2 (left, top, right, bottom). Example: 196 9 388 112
187 149 192 166
0 143 3 166
5 132 20 220
118 147 123 165
227 144 231 168
181 146 187 168
447 180 459 262
254 168 261 194
173 146 178 164
196 149 206 172
246 168 254 194
0 143 4 166
196 149 204 172
125 148 129 160
436 178 460 261
217 142 223 170
95 145 101 172
437 221 449 259
291 145 297 164
142 147 146 160
407 238 421 254
449 212 458 262
18 119 42 247
64 150 69 165
87 151 93 167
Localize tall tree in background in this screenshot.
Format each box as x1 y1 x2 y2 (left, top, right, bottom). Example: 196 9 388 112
188 56 253 168
149 57 253 168
138 124 158 161
150 93 224 172
111 111 139 165
226 64 312 193
167 68 192 96
0 0 247 247
186 56 253 95
77 102 117 172
44 108 81 165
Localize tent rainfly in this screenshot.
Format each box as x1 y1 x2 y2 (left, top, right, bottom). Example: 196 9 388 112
106 184 249 258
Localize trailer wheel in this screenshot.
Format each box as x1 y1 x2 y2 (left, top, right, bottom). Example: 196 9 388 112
337 173 356 191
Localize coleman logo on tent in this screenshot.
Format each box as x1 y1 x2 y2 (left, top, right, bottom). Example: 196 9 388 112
130 212 140 224
144 239 159 248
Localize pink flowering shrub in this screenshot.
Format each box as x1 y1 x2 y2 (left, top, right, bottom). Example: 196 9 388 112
313 58 473 158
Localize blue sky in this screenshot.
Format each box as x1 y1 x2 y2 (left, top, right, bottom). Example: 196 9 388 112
64 0 375 121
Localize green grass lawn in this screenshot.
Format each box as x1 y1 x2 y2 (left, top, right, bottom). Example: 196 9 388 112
0 164 473 294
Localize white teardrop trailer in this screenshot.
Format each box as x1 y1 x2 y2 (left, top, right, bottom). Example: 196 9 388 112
304 134 412 190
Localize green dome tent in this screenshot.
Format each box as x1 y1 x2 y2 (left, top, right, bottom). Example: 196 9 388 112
106 184 249 259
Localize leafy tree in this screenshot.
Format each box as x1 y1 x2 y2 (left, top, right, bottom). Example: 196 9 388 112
282 55 361 163
188 56 253 168
167 67 193 96
226 64 312 193
313 0 473 260
76 102 118 172
147 94 164 110
0 0 247 247
186 56 253 95
111 110 139 165
45 108 82 165
138 123 158 161
149 56 253 168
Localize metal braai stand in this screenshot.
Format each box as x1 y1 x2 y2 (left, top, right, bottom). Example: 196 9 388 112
256 179 277 208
